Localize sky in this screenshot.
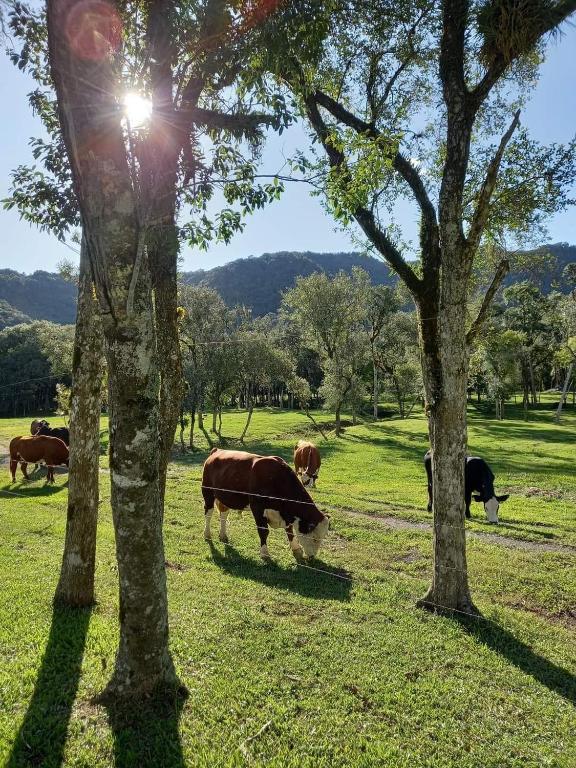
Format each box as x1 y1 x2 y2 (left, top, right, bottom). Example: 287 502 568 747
0 23 575 275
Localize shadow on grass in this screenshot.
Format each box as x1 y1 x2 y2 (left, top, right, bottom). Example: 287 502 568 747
6 605 92 768
208 541 352 601
456 615 576 706
103 687 187 768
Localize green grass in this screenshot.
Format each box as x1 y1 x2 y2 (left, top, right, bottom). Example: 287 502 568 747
0 402 575 767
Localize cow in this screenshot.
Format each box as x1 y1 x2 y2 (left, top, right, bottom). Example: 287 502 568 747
424 450 509 523
30 419 70 447
294 440 321 488
202 448 330 560
10 435 69 484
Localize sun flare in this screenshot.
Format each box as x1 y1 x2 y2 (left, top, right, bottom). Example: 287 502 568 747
123 92 152 128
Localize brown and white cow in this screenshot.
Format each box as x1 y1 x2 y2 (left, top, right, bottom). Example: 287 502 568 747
202 448 330 560
10 435 69 484
294 440 321 488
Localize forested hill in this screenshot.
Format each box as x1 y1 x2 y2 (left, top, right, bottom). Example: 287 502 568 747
181 251 398 315
0 269 77 329
1 244 575 328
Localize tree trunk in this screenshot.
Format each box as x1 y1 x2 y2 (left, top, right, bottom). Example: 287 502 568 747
240 406 254 443
335 405 342 437
179 410 187 452
189 406 196 449
102 270 176 697
555 363 574 423
55 236 103 607
212 409 217 433
417 283 476 615
373 362 378 419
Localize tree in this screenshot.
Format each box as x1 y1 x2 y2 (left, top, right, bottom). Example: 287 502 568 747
503 281 551 408
365 285 400 418
0 321 73 416
23 0 289 697
282 268 371 434
271 0 576 613
54 239 104 607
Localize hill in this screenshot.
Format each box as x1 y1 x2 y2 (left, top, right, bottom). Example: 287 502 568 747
1 244 574 326
0 269 77 329
181 251 398 315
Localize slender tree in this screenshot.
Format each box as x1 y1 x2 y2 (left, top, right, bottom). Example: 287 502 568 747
268 0 576 612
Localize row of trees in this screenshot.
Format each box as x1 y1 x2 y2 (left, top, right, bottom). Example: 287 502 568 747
178 268 422 443
6 0 576 699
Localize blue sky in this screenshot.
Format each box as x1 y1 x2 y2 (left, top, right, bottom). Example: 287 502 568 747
1 25 575 275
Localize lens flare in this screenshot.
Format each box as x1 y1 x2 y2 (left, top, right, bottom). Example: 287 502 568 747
66 0 122 61
123 93 153 128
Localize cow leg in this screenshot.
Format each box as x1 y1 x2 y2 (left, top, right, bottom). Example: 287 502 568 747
216 500 229 543
251 504 271 560
47 466 54 484
20 461 30 480
465 491 472 519
9 459 18 483
203 487 215 540
286 524 304 559
427 483 432 512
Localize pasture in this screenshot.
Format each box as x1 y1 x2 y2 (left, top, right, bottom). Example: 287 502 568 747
0 403 575 767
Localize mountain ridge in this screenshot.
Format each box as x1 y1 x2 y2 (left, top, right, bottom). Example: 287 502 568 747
1 244 574 328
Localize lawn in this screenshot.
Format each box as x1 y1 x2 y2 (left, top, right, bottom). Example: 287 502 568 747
0 402 575 767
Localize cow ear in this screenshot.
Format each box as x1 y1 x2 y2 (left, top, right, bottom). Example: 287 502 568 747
496 494 509 502
472 495 483 502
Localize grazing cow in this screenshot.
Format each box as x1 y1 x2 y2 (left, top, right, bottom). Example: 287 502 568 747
202 448 330 560
424 450 509 523
294 440 321 488
10 435 69 484
31 419 70 446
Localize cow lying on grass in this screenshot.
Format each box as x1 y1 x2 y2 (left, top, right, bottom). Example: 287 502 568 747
10 435 69 484
202 448 330 560
424 450 509 523
294 440 321 488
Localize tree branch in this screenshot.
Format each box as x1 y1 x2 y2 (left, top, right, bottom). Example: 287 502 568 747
177 107 277 133
312 89 438 235
470 0 576 109
304 93 423 299
466 109 520 253
466 257 510 346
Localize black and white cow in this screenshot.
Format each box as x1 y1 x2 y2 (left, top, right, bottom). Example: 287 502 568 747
424 450 509 523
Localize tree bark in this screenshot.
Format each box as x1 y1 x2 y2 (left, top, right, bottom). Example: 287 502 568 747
55 236 103 607
373 362 378 419
555 362 574 423
418 293 477 615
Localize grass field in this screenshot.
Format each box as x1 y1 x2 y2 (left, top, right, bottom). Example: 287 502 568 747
0 400 575 767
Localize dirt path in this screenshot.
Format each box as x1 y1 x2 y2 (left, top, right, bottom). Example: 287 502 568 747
342 508 576 554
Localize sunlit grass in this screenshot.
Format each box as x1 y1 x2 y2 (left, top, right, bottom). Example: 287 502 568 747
0 401 575 766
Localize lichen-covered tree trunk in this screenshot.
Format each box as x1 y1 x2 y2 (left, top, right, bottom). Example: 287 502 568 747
148 225 184 514
103 260 176 695
417 264 476 615
55 236 103 607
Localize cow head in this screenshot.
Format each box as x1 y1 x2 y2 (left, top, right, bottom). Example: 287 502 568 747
472 493 509 524
294 514 330 558
301 471 318 488
30 419 48 435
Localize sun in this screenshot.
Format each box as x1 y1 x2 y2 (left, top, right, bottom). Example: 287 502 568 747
123 92 152 128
